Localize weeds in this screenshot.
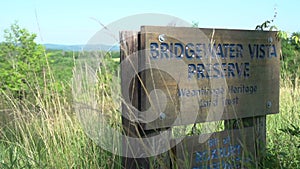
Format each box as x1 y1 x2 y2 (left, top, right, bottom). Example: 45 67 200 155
265 79 300 169
0 47 299 168
0 51 121 169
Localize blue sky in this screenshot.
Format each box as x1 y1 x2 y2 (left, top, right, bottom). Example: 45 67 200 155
0 0 299 45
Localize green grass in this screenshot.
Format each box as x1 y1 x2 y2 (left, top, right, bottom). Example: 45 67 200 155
0 53 122 169
0 53 299 168
265 81 300 168
112 58 120 63
0 90 121 169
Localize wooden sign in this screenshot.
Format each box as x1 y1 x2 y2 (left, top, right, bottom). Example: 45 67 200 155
139 26 280 129
175 127 256 169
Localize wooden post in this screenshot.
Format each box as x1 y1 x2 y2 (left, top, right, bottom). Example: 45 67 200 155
120 31 172 169
120 31 144 169
121 31 161 169
120 26 278 169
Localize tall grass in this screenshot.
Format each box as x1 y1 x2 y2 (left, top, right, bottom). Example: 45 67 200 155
265 79 300 169
0 49 299 168
0 51 121 169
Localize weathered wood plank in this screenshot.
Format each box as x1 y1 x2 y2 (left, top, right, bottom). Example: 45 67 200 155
139 26 280 129
175 127 257 169
224 116 266 168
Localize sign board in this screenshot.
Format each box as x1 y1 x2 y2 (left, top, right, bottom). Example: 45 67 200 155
175 127 256 169
139 26 280 129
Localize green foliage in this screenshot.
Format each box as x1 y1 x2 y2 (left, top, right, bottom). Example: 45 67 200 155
46 50 75 94
0 17 299 168
256 20 272 31
291 32 300 50
0 50 121 168
280 32 300 89
110 51 120 59
255 8 300 90
280 124 300 139
256 6 277 31
266 84 300 168
259 10 300 167
0 90 121 169
0 23 46 98
277 31 289 40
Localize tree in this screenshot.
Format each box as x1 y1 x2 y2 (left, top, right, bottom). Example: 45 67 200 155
0 22 46 99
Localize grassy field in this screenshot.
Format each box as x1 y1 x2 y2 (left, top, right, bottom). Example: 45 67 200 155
0 55 299 169
265 81 300 168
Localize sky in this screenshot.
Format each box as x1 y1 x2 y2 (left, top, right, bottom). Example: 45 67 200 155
0 0 299 45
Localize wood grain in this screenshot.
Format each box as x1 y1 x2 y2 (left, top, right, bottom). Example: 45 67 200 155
139 26 280 129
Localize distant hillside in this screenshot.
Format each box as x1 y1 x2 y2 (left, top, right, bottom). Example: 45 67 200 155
43 44 119 51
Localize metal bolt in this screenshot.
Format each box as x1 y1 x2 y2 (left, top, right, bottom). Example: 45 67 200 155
268 37 273 43
266 101 272 108
158 34 165 42
159 112 166 120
